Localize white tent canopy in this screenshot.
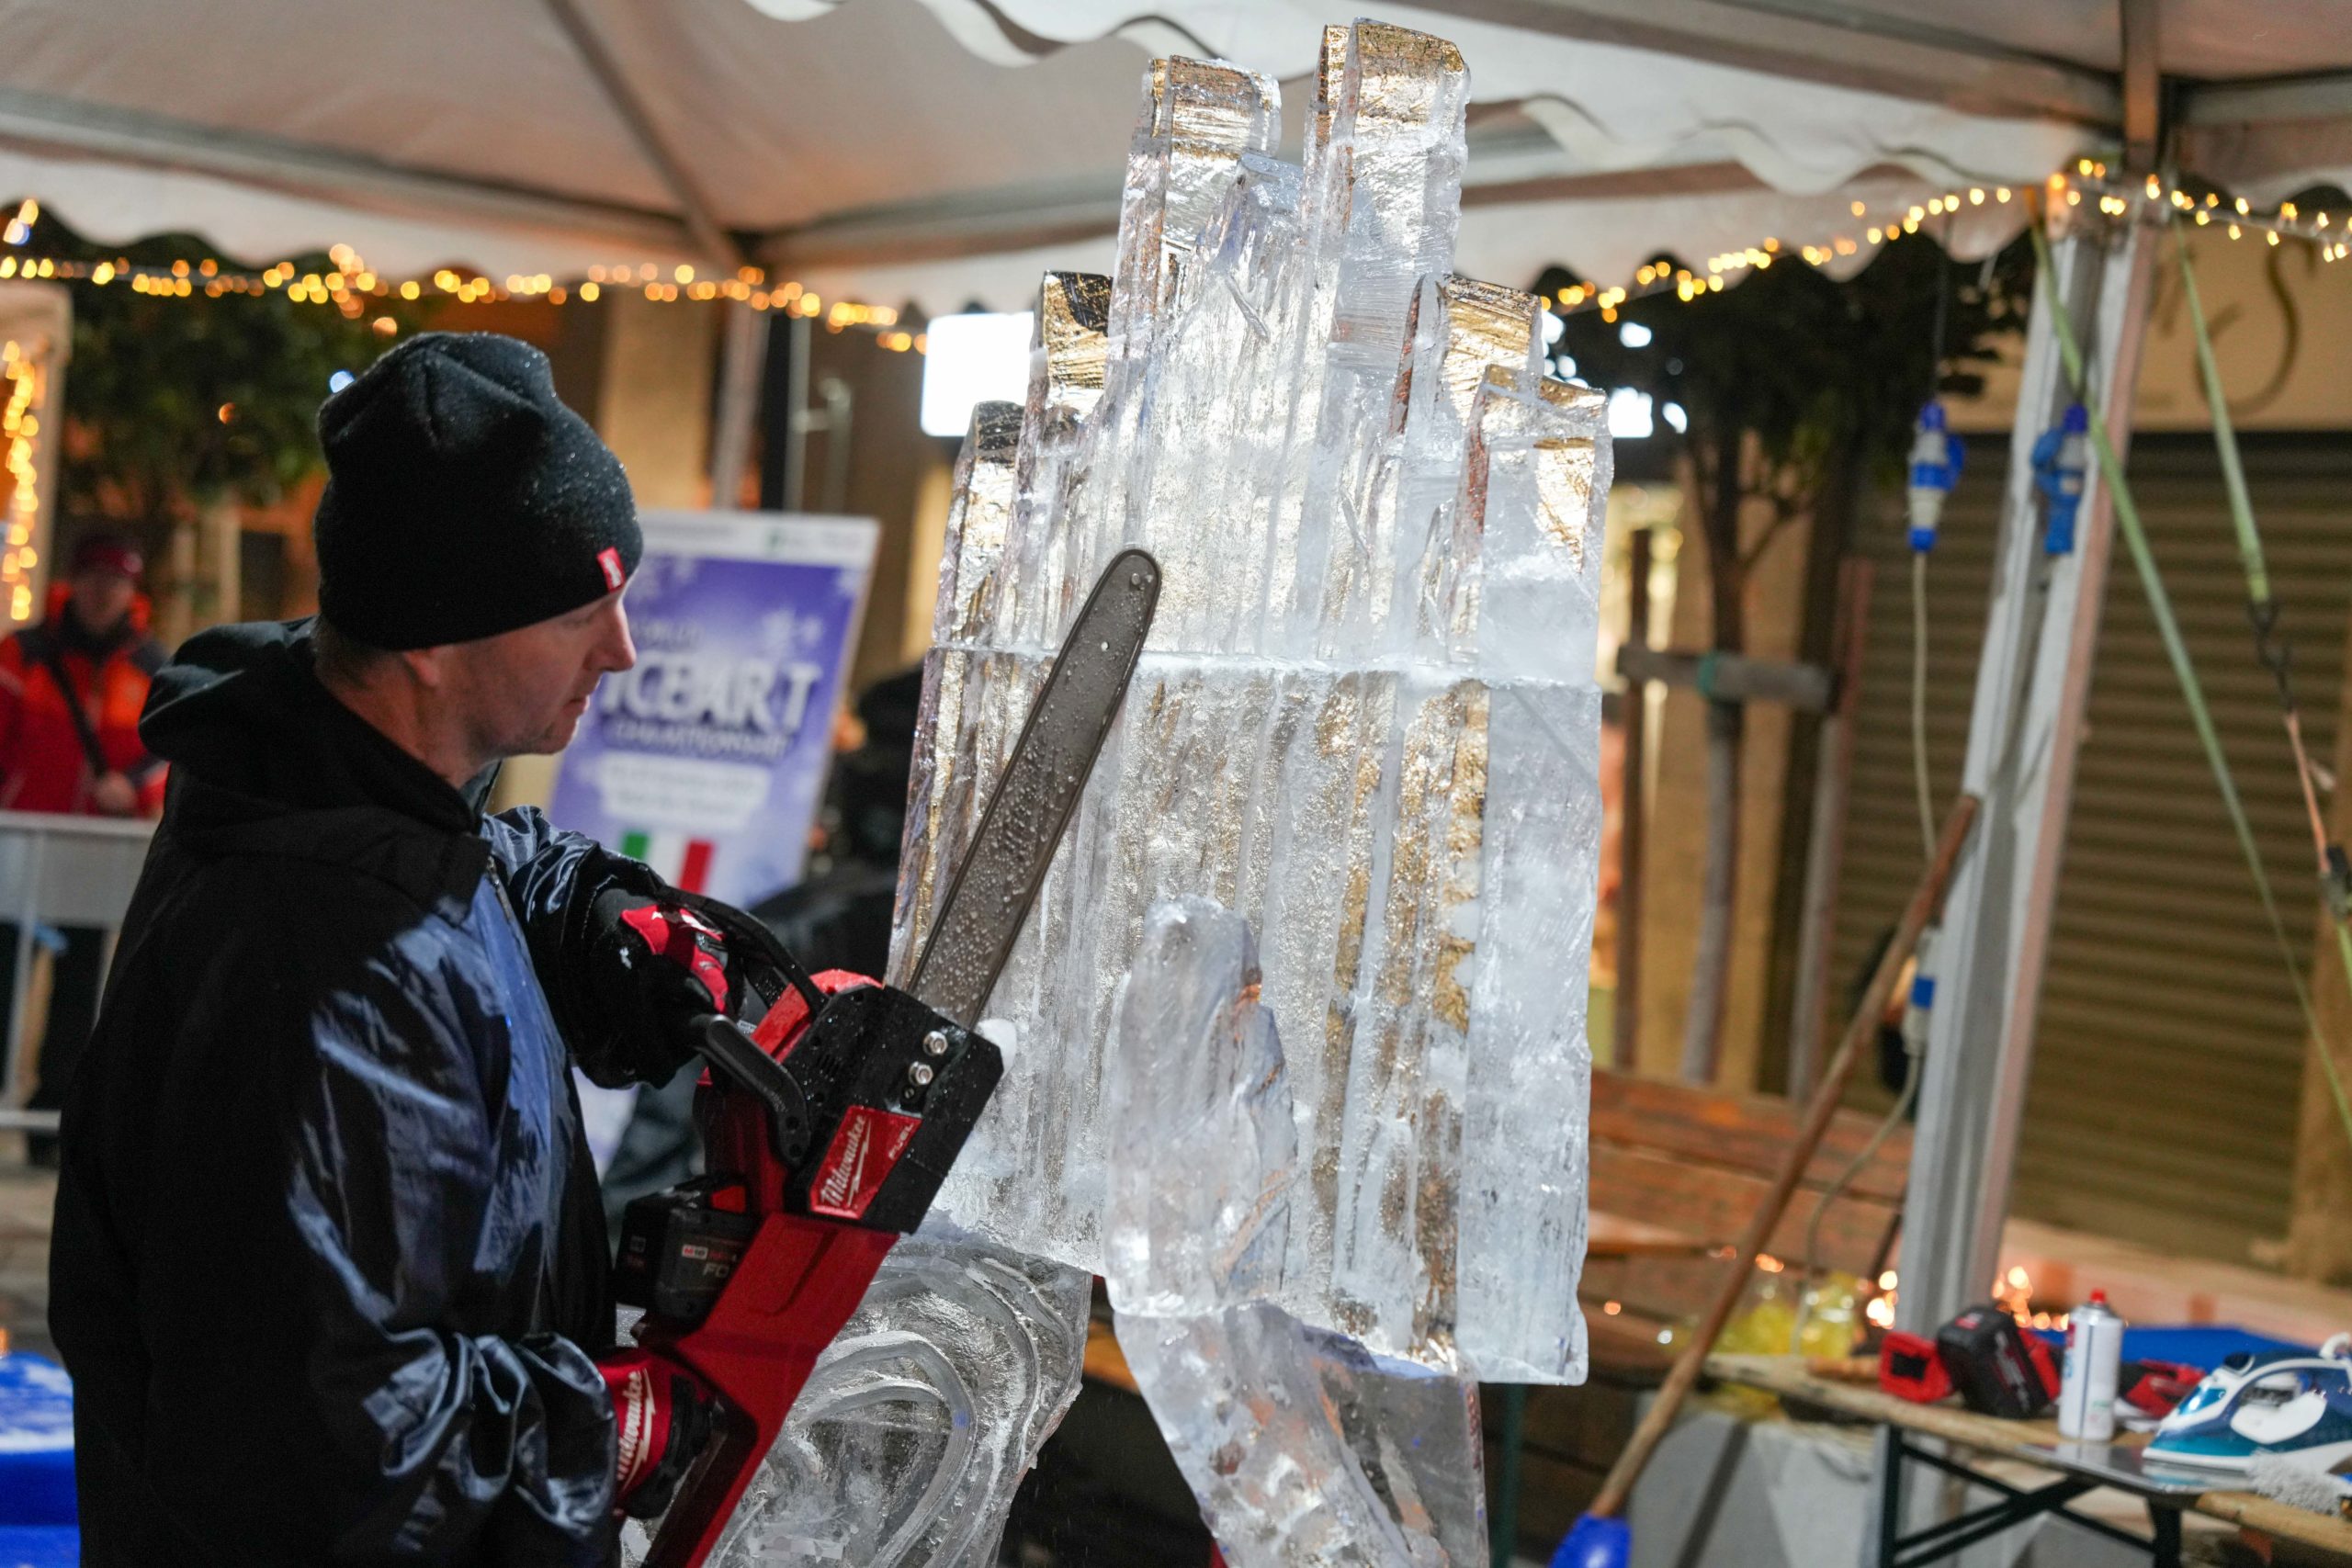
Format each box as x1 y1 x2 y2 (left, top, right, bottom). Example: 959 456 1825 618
0 0 2344 310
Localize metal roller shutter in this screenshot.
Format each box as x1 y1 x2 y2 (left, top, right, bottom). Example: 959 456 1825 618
1829 433 2352 1264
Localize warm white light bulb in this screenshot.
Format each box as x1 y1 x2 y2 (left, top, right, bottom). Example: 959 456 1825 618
920 312 1035 438
1606 387 1654 440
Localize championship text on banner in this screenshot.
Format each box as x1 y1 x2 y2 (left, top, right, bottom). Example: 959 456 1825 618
548 510 879 908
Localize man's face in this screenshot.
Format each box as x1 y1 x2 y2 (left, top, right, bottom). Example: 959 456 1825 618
71 570 136 636
440 592 636 761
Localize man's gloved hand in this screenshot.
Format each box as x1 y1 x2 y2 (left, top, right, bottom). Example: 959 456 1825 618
597 1347 717 1519
575 874 815 1087
599 892 733 1011
587 890 742 1080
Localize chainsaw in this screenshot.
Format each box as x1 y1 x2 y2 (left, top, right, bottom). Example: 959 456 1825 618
610 549 1161 1566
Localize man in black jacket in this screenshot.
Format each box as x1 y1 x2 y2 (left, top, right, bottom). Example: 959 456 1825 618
50 333 769 1564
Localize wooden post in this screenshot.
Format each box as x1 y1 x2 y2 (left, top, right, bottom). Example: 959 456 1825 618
203 496 241 627
1621 627 1837 1085
1785 559 1873 1100
1614 526 1651 1072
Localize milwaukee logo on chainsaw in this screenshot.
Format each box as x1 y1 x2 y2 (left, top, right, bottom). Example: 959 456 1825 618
808 1106 921 1219
614 1365 654 1490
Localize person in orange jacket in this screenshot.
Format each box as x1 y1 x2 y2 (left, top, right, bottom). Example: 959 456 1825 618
0 531 166 1163
0 533 167 817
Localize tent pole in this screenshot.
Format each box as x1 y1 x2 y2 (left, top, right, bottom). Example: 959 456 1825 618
2120 0 2162 173
1890 214 2155 1337
1865 209 2153 1567
782 314 813 515
707 304 768 509
541 0 766 515
541 0 745 276
1613 525 1652 1071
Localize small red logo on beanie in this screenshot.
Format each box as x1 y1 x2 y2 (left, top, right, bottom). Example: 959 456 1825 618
596 547 625 591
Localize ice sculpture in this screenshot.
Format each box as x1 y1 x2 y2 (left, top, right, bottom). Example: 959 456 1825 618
703 1229 1089 1568
896 18 1609 1384
1108 897 1487 1568
701 19 1606 1563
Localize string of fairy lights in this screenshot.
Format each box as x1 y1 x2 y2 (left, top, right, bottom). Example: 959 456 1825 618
1544 162 2350 322
0 196 931 626
0 200 925 353
0 339 50 623
6 154 2341 343
0 157 2342 626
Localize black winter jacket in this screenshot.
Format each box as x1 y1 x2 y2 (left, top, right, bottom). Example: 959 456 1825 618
51 619 685 1566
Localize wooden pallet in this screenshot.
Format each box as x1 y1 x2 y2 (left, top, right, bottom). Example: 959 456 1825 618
1493 1066 1915 1554
1580 1066 1912 1369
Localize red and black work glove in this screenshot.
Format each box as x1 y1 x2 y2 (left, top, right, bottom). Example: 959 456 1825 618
579 873 824 1086
586 889 757 1083
603 894 735 1013
598 1347 718 1519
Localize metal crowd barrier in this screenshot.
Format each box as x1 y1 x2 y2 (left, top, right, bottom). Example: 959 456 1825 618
0 810 154 1132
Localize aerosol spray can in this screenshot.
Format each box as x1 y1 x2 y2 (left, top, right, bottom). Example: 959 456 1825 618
2058 1290 2126 1440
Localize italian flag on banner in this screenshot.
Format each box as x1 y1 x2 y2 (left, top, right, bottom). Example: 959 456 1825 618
619 829 717 894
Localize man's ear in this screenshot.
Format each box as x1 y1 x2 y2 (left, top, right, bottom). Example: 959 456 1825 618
399 645 454 691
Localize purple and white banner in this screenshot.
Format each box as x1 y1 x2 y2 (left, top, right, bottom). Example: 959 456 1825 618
549 510 878 909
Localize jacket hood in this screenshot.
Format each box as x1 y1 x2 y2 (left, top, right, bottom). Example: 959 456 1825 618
139 620 494 894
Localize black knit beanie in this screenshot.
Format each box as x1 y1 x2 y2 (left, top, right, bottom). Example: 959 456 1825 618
312 332 640 650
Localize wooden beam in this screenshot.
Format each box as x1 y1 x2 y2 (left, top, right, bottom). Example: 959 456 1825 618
707 305 769 510
1617 643 1835 712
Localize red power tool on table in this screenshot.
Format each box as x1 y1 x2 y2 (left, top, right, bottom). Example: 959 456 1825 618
610 549 1161 1567
1878 1303 2062 1417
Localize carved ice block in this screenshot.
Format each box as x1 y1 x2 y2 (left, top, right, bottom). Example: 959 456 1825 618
707 1229 1089 1568
1106 897 1487 1567
900 18 1604 1384
1118 1308 1489 1568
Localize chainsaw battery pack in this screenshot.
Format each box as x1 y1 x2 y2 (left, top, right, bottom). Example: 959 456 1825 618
614 1181 760 1325
1879 1329 1954 1403
1937 1302 2060 1417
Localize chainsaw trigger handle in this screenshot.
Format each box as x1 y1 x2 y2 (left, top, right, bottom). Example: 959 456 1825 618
688 1012 813 1166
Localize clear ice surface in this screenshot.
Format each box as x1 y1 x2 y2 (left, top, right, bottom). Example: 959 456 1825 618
1118 1309 1489 1568
1107 897 1488 1567
896 18 1605 1383
706 1227 1089 1568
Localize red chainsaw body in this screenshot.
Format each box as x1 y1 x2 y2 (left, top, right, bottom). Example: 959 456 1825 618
622 968 999 1566
633 1212 894 1566
636 970 885 1566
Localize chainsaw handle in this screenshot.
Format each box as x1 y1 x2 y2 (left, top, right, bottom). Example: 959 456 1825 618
687 1013 812 1165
